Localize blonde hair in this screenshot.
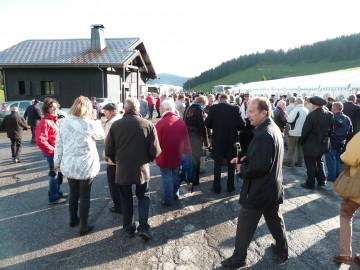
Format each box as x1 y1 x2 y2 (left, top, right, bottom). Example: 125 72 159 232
69 96 93 118
195 95 208 106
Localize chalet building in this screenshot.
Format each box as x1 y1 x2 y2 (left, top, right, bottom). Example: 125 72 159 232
0 24 157 107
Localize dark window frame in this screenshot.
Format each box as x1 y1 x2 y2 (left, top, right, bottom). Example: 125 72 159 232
19 81 25 95
41 81 55 96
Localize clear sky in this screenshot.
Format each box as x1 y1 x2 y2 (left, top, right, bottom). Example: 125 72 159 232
0 0 359 78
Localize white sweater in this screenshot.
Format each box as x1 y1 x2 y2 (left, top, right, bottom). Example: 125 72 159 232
54 116 105 180
286 104 309 137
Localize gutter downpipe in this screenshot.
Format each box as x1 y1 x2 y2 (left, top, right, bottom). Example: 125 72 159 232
97 65 105 98
122 66 126 103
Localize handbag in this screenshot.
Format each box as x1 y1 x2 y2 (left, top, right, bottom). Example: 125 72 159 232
333 166 360 198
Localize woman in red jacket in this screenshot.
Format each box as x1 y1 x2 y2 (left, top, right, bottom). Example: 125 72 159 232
35 97 67 205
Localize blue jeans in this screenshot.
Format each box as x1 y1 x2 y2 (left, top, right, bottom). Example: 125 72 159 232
325 148 342 181
160 167 180 204
44 153 63 202
118 182 150 233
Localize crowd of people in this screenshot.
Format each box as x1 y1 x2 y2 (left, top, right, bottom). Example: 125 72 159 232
1 90 360 267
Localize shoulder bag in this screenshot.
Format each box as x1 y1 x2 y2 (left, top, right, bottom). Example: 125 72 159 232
333 166 360 198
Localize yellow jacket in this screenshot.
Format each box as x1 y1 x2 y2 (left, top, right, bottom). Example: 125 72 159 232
340 132 360 204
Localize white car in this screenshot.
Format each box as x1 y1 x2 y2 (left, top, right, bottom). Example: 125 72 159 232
96 98 123 116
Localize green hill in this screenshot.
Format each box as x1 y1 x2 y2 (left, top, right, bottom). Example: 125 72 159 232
191 60 360 92
185 32 360 92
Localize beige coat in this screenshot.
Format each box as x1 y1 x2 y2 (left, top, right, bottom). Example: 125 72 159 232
340 131 360 204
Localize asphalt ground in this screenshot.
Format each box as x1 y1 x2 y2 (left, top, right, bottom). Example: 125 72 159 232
0 120 360 270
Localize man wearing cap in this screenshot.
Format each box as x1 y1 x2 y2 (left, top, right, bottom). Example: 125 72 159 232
24 99 42 144
300 96 334 190
103 103 123 213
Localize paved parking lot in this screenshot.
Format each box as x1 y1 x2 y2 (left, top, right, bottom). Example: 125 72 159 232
0 126 359 270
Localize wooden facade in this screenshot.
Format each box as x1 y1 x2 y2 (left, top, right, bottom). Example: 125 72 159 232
3 67 146 108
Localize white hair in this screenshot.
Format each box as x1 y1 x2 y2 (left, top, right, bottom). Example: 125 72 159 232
277 100 286 107
161 98 175 112
124 97 140 112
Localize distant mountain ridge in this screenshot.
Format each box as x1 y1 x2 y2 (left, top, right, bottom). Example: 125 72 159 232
147 73 189 87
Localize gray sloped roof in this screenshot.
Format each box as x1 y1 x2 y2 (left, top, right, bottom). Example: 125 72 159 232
0 38 141 66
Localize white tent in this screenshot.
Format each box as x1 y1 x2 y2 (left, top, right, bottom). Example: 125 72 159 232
233 69 360 100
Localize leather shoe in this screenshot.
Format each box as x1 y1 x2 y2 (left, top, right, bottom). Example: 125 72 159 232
211 186 221 194
138 229 152 241
300 183 315 190
69 217 80 227
270 244 288 260
334 255 352 265
79 225 94 236
109 206 122 213
221 254 247 269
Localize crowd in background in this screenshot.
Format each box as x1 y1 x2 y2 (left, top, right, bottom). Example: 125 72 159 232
1 89 360 267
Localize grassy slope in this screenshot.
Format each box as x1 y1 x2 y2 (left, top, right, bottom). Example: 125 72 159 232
192 60 360 92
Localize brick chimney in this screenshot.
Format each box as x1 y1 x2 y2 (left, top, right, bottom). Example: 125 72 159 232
90 24 106 51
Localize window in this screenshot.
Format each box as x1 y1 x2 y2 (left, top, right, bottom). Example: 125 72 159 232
41 81 55 95
19 102 30 111
19 81 25 95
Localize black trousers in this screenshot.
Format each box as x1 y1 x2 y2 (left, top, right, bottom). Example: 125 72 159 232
106 165 121 210
304 154 326 188
234 205 288 260
10 138 22 159
118 182 150 233
213 159 235 192
68 178 93 231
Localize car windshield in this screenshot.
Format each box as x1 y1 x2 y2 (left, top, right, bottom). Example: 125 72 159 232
96 98 106 103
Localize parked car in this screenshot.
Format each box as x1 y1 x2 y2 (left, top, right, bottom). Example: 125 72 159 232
96 97 124 116
0 100 67 125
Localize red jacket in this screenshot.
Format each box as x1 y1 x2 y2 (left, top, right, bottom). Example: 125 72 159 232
156 112 192 168
35 113 59 156
146 95 155 105
155 97 161 109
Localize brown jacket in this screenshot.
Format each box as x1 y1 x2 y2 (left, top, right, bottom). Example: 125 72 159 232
105 110 161 185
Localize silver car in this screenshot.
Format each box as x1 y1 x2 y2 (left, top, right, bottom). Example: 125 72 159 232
0 100 67 125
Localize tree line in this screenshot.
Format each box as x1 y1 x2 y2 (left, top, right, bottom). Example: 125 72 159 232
183 33 360 90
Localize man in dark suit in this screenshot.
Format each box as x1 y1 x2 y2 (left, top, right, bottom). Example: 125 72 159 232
221 97 288 269
342 94 360 138
24 99 42 144
300 96 334 190
205 94 244 194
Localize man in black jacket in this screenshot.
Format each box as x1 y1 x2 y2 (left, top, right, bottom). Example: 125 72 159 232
221 97 288 269
1 107 28 163
300 96 334 190
24 99 42 144
205 94 244 194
